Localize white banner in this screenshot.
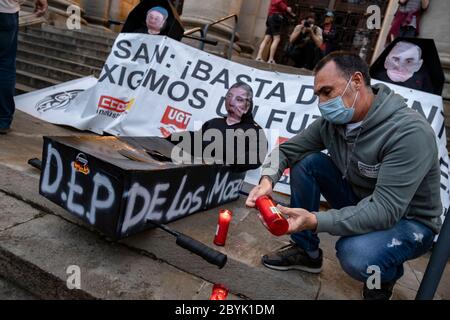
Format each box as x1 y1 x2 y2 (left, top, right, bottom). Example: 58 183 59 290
15 33 450 223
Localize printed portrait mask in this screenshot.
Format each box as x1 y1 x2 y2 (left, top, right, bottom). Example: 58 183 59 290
384 41 423 82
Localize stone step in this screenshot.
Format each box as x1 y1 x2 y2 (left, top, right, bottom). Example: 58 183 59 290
18 33 110 60
18 10 46 27
443 82 450 101
17 49 102 78
39 24 117 45
23 27 113 52
18 39 106 69
0 169 237 300
16 58 85 83
0 214 218 300
15 69 60 90
0 276 36 300
232 55 313 76
15 82 36 95
0 166 320 300
44 22 120 40
83 24 119 37
78 25 120 40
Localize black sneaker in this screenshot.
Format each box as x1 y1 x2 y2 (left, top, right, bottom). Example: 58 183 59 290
0 127 10 134
261 242 323 273
362 281 396 300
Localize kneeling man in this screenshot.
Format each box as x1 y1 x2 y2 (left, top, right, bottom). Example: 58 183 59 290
246 51 442 300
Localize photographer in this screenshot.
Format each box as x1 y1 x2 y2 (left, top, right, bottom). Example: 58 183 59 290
287 14 323 70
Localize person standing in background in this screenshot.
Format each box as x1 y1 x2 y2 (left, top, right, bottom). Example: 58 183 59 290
287 13 323 70
320 11 338 56
255 0 296 64
387 0 429 43
0 0 48 134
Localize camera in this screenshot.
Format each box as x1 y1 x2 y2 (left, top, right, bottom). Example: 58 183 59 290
303 20 311 28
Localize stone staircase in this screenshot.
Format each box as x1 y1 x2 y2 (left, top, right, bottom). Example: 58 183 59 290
15 23 311 93
15 24 116 94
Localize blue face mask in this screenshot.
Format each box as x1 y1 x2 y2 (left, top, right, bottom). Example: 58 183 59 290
318 76 359 124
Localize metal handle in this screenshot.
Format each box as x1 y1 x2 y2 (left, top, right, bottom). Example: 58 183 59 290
176 233 227 269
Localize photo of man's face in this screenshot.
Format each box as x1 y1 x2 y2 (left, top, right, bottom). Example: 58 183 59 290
146 10 166 33
384 41 423 82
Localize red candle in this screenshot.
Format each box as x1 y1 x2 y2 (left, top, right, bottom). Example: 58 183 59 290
255 195 289 236
214 209 232 246
210 283 228 300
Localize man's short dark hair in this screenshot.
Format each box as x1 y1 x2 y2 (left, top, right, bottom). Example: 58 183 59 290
314 51 371 86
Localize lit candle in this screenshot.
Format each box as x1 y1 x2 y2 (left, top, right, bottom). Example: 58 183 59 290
210 283 228 300
214 209 232 246
255 195 288 236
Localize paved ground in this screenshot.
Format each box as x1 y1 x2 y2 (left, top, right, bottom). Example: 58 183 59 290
0 109 449 300
0 276 37 300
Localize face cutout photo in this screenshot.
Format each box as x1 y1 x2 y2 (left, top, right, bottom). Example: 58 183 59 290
225 86 251 121
146 6 168 34
384 41 423 83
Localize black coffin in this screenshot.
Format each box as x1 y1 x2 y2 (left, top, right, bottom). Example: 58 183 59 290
39 136 245 240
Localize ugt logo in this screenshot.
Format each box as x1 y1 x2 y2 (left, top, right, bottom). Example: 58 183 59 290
159 106 192 137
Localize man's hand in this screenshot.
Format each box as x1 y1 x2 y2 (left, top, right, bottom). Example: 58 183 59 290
34 0 48 17
277 205 318 233
245 176 273 208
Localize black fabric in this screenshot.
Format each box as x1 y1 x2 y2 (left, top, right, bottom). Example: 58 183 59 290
372 65 434 93
287 28 323 70
399 25 417 38
369 37 444 95
131 25 150 34
322 25 337 55
0 12 18 130
265 13 285 36
169 117 268 172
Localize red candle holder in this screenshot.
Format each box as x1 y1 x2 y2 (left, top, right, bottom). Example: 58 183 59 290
210 283 228 300
255 195 289 236
214 209 232 246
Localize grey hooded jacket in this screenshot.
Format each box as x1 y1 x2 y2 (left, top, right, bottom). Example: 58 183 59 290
261 83 442 236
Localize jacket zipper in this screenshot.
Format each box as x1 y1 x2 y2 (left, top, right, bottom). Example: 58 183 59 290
342 126 363 180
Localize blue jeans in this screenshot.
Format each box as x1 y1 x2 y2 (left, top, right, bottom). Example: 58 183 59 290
0 12 18 129
289 152 435 282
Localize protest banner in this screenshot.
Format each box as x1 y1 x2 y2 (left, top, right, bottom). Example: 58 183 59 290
15 33 450 223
